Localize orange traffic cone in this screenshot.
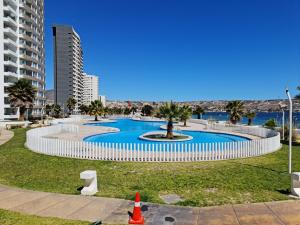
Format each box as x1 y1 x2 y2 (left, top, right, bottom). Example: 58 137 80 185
129 192 145 224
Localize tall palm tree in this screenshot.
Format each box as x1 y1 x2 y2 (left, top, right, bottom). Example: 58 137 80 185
193 106 205 119
7 79 37 121
159 102 181 139
66 97 77 115
244 111 256 125
52 104 61 118
225 101 245 124
180 105 193 126
89 100 103 121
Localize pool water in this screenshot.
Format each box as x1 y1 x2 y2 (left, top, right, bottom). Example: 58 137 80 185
84 119 249 144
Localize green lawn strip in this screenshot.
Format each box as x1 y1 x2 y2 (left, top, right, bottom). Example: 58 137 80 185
0 128 297 207
0 209 89 225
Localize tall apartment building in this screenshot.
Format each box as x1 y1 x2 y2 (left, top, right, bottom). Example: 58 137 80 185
83 73 98 105
0 0 45 120
53 25 83 114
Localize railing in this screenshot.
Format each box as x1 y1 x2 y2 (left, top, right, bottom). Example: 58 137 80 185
26 123 281 162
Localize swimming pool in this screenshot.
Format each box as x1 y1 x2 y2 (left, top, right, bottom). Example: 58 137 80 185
84 119 249 144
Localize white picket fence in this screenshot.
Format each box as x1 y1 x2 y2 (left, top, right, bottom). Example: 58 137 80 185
26 123 281 162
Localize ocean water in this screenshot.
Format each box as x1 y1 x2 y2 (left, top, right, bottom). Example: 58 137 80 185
192 112 300 128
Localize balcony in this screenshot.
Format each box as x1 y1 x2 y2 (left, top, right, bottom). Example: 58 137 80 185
4 49 18 58
3 4 17 16
3 16 17 28
4 0 18 8
4 59 18 68
4 71 18 79
3 27 18 39
4 37 18 49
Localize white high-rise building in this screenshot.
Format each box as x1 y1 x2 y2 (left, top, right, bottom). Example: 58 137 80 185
53 25 83 114
83 73 99 105
0 0 45 120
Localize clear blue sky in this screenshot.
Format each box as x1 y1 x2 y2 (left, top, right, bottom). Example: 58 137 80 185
45 0 300 101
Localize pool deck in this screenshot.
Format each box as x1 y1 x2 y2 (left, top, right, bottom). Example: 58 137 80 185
44 119 119 141
45 120 260 141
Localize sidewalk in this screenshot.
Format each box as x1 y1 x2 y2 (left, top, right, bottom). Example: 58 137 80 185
0 129 13 145
0 184 300 225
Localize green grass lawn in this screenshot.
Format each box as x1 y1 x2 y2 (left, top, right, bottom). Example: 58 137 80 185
0 128 298 207
0 209 89 225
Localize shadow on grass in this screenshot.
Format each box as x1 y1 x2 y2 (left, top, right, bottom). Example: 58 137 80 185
277 189 290 195
281 140 300 146
231 161 288 175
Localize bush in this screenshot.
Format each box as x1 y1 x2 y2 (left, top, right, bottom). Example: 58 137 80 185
264 118 277 129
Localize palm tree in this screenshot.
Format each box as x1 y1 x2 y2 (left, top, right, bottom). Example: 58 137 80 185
79 104 89 115
131 106 138 115
52 104 61 118
7 79 37 121
66 97 77 115
193 106 205 119
244 111 256 125
180 105 192 126
45 104 52 117
89 100 103 121
141 105 154 116
159 102 181 139
225 101 245 124
124 107 131 115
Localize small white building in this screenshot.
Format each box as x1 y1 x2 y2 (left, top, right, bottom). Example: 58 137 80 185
83 73 99 105
98 95 106 107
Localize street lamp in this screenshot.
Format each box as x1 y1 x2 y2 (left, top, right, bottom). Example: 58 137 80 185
285 88 293 174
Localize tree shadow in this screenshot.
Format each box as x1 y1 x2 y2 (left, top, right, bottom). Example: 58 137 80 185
276 189 290 195
281 140 300 146
231 161 288 175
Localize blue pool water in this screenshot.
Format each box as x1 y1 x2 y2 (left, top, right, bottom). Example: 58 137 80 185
84 119 249 144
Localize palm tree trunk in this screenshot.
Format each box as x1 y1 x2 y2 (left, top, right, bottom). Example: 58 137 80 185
95 115 98 121
166 120 173 139
19 107 26 121
248 118 252 126
184 120 187 126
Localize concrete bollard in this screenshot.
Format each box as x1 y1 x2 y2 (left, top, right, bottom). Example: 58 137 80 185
291 172 300 197
80 170 98 196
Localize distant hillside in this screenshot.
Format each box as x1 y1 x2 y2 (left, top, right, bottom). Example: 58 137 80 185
106 99 300 112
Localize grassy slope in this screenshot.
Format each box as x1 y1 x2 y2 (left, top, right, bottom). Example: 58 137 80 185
0 128 298 207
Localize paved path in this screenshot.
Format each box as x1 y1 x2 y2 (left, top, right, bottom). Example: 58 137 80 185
0 185 300 225
0 129 14 145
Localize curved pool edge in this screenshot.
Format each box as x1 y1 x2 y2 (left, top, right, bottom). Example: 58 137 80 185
82 119 251 144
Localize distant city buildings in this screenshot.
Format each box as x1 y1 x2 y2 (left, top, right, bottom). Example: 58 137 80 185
83 73 98 105
0 0 45 120
52 25 83 114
